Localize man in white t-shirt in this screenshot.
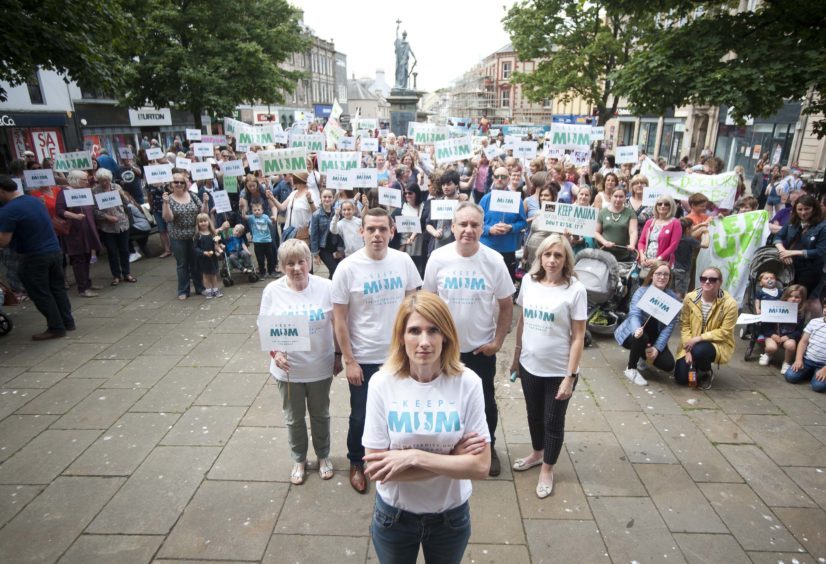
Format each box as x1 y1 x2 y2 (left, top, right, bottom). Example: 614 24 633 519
332 207 422 492
422 202 515 476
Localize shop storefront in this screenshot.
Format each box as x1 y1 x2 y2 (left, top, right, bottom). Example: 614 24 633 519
715 102 802 174
0 111 77 173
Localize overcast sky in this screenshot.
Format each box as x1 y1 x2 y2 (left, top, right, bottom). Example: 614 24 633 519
290 0 516 92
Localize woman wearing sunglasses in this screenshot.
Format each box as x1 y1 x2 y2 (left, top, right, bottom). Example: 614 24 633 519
674 267 738 389
637 195 682 276
162 172 209 300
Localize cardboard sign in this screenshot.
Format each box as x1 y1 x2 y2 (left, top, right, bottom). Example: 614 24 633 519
378 186 402 208
434 136 474 165
64 188 94 207
23 169 55 188
326 170 352 190
289 133 325 152
260 148 308 175
548 123 592 151
211 190 232 213
339 137 356 150
361 138 379 152
220 159 245 177
118 147 133 160
590 126 605 142
54 151 93 171
247 152 261 172
192 143 213 158
513 141 538 160
318 151 359 174
394 215 422 233
637 286 682 326
535 202 598 237
430 199 458 220
190 162 214 181
175 157 191 170
146 147 164 160
94 189 124 210
144 164 174 185
760 301 798 324
257 314 311 352
615 145 639 165
350 168 378 188
488 189 521 214
186 129 202 141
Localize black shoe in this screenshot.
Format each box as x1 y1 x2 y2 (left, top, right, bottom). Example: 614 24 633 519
698 369 714 390
489 448 501 477
31 330 66 341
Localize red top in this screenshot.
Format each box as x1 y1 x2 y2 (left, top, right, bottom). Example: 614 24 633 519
32 186 62 219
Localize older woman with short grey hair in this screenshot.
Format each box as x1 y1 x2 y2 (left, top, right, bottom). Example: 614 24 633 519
55 169 103 296
93 168 135 285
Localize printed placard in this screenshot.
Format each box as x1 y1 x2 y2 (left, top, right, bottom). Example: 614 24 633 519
544 146 565 160
201 135 227 146
513 141 538 160
64 188 94 207
505 135 523 145
378 186 402 208
192 143 213 158
175 156 191 170
273 130 289 145
409 124 449 145
190 162 214 181
434 136 474 165
590 126 605 142
488 189 521 214
339 137 356 150
318 151 359 174
144 164 174 185
247 152 261 172
118 147 133 160
94 189 124 210
259 147 308 175
735 313 762 325
350 168 378 188
236 141 250 153
637 285 682 326
146 147 164 160
548 123 592 150
223 175 238 194
257 314 311 352
211 190 232 213
430 199 458 220
484 145 501 161
615 145 639 165
355 118 378 131
395 215 422 234
760 301 798 324
289 133 325 152
535 202 597 238
220 159 244 177
326 170 352 190
54 151 93 171
23 169 55 188
360 138 379 152
186 129 202 141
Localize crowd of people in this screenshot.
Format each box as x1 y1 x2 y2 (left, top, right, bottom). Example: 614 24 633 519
1 123 825 563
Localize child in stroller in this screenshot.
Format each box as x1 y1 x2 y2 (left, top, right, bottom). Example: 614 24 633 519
220 223 259 286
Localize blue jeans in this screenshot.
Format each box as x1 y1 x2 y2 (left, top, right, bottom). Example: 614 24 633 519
347 363 381 466
170 238 204 297
785 358 826 393
371 495 471 564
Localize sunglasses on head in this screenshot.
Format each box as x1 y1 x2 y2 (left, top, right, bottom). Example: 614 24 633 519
699 276 720 283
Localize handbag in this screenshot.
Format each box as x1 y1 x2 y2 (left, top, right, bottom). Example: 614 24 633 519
52 215 71 236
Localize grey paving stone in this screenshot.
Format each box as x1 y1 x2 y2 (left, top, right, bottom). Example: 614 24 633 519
667 386 718 410
3 372 66 389
498 398 531 444
95 324 169 359
69 317 143 345
508 447 591 520
143 324 205 356
262 534 369 564
14 377 105 415
3 339 70 366
219 336 271 373
672 533 751 564
524 519 609 563
590 496 685 563
160 405 246 446
699 483 803 552
604 411 677 463
51 388 144 429
649 414 742 482
565 391 611 432
208 426 292 481
65 412 177 476
0 429 100 484
239 384 284 427
0 484 43 527
565 431 647 496
159 480 287 561
773 507 826 561
32 343 109 372
747 552 817 564
180 333 250 367
772 397 826 427
734 414 826 467
718 444 816 507
462 544 530 564
193 372 267 406
0 414 58 463
0 365 26 385
686 409 754 444
711 390 783 415
806 424 826 445
635 464 728 533
0 388 44 420
583 369 640 411
103 355 182 389
0 476 123 563
630 382 685 414
130 366 218 413
749 373 813 399
467 480 526 544
213 314 258 334
58 534 163 564
69 358 129 379
784 467 826 509
87 446 220 534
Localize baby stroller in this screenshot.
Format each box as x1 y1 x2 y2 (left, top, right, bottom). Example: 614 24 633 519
574 248 626 347
741 245 794 360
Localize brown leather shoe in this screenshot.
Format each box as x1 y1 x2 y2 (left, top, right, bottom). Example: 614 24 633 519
349 464 368 494
31 330 66 341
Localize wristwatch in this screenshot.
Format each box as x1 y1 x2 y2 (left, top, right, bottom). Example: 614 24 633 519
570 372 579 379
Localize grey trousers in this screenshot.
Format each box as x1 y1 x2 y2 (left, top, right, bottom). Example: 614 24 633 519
276 377 333 462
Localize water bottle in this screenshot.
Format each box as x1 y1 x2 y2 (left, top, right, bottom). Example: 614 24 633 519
688 365 698 388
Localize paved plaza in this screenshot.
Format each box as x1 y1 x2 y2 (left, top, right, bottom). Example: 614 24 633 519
0 251 824 563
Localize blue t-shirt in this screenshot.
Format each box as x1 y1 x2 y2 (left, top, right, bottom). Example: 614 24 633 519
246 214 272 243
0 194 61 255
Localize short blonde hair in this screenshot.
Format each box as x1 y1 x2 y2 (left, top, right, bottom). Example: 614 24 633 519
277 239 312 270
529 234 576 285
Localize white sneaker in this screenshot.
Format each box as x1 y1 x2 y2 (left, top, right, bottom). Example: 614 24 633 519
780 362 790 376
636 358 648 373
624 368 648 386
128 252 142 263
758 353 770 366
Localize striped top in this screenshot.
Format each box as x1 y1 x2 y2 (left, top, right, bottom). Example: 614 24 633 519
803 317 826 364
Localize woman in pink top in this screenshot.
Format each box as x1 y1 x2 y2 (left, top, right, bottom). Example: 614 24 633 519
638 195 682 271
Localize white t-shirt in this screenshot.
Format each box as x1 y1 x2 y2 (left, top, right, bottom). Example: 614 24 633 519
362 368 490 514
515 275 588 377
331 248 422 364
258 274 334 382
285 192 313 229
423 243 516 352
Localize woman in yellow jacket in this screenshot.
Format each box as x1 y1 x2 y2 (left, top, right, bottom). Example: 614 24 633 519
675 266 738 389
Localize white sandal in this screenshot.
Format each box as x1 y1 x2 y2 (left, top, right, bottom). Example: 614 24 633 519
290 462 306 485
318 457 334 480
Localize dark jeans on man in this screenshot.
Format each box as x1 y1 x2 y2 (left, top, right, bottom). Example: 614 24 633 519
674 341 717 385
170 238 204 297
347 363 381 467
18 252 74 332
460 352 497 446
100 230 131 279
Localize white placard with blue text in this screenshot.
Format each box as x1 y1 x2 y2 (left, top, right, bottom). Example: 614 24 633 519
186 129 202 141
94 189 123 210
190 162 214 181
394 215 422 234
339 137 356 151
430 199 458 220
615 145 639 165
326 170 352 190
257 314 311 352
513 141 538 160
488 190 521 214
760 301 798 324
192 143 213 158
211 190 232 214
64 188 94 207
220 160 244 176
176 157 191 170
349 168 377 188
360 137 379 152
23 169 55 188
637 286 682 325
146 147 164 160
378 186 402 208
144 164 174 185
247 152 261 172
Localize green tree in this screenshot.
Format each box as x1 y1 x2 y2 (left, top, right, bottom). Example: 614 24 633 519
121 0 311 128
503 0 656 126
0 1 130 101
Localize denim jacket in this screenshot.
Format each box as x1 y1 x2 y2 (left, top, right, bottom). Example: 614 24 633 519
615 285 680 352
310 207 339 255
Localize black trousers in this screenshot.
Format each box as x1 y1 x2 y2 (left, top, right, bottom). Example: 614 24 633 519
519 366 575 465
622 322 676 372
461 352 498 446
254 242 275 275
674 341 717 385
100 230 131 279
318 249 340 279
18 252 74 332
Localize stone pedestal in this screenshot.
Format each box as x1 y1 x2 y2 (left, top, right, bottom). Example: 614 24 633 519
387 88 423 137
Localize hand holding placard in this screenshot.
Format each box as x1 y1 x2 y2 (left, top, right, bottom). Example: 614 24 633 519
637 286 682 326
257 315 311 352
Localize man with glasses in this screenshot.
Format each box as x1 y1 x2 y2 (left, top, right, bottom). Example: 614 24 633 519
479 167 527 280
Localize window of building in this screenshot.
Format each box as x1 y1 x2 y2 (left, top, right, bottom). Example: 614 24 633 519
501 89 510 108
501 62 512 80
27 72 45 105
